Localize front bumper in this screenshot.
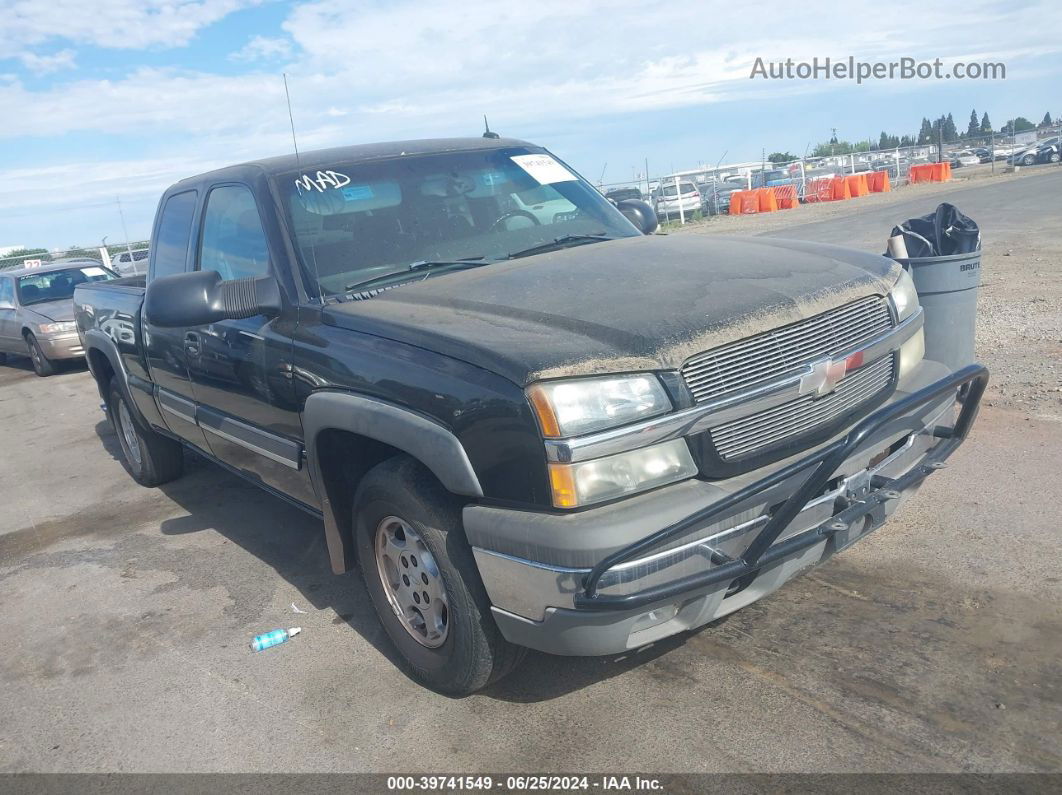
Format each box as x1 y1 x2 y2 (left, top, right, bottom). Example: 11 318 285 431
36 333 84 360
466 362 987 656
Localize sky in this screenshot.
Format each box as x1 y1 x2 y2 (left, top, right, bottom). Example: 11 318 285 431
1 0 1060 251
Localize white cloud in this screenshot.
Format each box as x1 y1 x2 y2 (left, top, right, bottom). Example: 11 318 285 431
0 0 260 58
18 49 76 75
3 0 1060 143
2 0 1062 246
229 35 292 62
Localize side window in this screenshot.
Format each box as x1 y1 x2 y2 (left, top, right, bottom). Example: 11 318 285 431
0 278 12 306
199 185 270 281
153 191 197 279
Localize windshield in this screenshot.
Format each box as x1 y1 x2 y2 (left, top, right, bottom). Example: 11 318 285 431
16 265 116 306
277 147 640 297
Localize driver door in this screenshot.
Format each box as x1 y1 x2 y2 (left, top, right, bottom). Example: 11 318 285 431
184 183 314 505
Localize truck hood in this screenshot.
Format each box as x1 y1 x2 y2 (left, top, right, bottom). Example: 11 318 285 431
323 235 901 386
21 300 75 324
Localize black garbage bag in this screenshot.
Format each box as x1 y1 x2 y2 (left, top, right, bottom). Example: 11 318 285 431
886 202 981 258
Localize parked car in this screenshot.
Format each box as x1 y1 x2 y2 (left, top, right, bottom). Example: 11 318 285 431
75 136 984 694
109 248 150 275
950 151 981 168
700 182 742 215
0 259 118 375
654 180 702 220
605 186 642 203
1009 137 1061 166
750 168 801 188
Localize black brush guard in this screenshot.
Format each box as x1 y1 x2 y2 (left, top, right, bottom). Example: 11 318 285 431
573 364 989 611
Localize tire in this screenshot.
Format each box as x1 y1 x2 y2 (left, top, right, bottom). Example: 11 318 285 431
354 456 525 695
25 333 56 377
107 378 184 487
1050 153 1061 164
1022 154 1036 166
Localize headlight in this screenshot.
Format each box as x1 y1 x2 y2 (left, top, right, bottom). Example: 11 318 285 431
889 269 924 377
37 321 77 334
527 374 672 437
548 439 697 508
889 268 919 322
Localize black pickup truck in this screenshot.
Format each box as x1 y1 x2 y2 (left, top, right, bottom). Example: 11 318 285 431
74 137 986 694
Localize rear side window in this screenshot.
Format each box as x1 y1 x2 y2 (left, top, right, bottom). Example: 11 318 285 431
0 278 12 305
152 191 197 279
199 185 271 281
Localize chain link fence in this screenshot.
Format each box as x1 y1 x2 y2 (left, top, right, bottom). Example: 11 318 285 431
0 242 150 275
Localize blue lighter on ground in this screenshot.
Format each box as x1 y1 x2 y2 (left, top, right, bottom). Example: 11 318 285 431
251 627 302 652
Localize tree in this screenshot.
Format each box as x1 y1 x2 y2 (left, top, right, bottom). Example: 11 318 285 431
980 112 992 133
967 109 980 138
1008 117 1035 133
1042 112 1054 127
942 113 958 142
899 134 914 147
64 248 103 261
767 152 797 164
917 117 933 144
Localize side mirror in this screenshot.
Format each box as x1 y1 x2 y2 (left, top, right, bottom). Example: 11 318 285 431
145 270 282 328
616 199 659 235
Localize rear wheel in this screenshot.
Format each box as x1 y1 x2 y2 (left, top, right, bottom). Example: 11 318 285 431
1022 154 1036 166
108 378 184 486
354 456 525 695
25 333 56 377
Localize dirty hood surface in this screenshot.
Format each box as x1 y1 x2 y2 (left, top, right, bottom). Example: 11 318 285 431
324 234 901 386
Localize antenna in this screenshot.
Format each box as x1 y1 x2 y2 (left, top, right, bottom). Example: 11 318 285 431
283 74 325 303
482 115 499 139
283 73 301 165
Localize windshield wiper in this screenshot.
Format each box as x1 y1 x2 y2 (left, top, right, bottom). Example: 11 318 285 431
506 233 615 260
345 257 487 293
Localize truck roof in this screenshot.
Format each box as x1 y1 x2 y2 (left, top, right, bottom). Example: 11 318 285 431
175 137 535 185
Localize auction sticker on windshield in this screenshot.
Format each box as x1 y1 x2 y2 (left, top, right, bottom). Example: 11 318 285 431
511 154 576 184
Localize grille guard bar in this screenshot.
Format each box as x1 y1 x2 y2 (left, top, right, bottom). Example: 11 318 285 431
573 364 989 611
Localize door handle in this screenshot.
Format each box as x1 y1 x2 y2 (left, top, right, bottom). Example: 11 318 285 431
184 331 202 357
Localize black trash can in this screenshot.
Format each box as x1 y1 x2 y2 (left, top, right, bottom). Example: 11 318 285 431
892 251 981 373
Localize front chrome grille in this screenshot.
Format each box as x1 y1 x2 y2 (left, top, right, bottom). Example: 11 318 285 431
710 354 895 460
681 296 893 403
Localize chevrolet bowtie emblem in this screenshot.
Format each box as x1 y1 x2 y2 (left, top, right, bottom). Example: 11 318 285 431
800 357 850 397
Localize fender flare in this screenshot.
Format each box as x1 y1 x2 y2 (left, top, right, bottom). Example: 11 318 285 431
302 391 483 573
82 328 132 402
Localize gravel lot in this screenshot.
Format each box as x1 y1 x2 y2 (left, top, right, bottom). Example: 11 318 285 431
1 167 1060 774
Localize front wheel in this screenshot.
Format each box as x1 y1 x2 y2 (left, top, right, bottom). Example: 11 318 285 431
1022 154 1036 166
25 333 56 377
354 456 525 695
108 378 184 486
